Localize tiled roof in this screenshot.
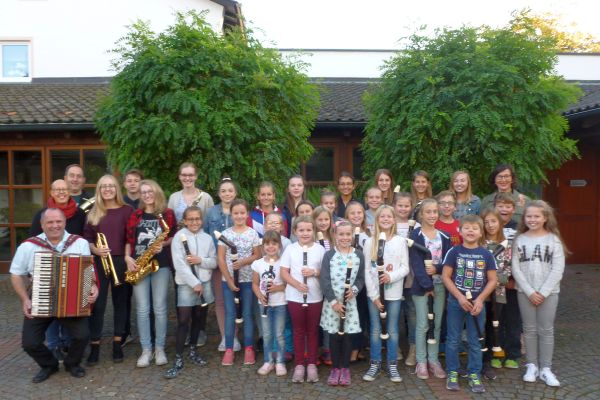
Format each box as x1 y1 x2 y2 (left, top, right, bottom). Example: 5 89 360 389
1 79 599 126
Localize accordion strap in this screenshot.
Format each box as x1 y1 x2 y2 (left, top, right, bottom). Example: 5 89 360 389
23 234 82 254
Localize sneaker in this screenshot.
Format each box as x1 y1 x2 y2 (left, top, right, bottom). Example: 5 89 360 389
483 365 497 380
244 347 256 365
458 366 469 377
155 347 168 366
540 368 560 387
284 352 294 363
292 365 305 383
397 348 403 361
490 358 502 369
218 337 226 352
387 363 403 382
523 363 538 383
339 368 351 386
164 355 184 379
468 373 485 393
51 347 64 363
258 362 274 375
405 344 416 366
121 333 135 348
137 349 153 368
233 337 241 352
504 359 519 369
197 330 208 347
428 361 447 379
184 334 190 347
113 340 124 363
275 363 287 376
415 362 429 379
327 368 341 386
222 349 234 366
446 371 460 391
362 361 381 381
189 349 207 366
306 364 319 382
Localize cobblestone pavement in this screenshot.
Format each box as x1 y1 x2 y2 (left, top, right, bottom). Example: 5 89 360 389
0 264 598 400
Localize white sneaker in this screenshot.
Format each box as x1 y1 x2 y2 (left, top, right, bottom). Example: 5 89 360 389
218 337 226 352
136 349 153 368
540 368 560 387
523 363 538 383
155 347 168 366
233 337 241 352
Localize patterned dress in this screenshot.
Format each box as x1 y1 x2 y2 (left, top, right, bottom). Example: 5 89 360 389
320 249 363 335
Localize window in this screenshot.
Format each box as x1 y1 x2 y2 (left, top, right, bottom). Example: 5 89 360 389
305 147 335 182
1 42 31 82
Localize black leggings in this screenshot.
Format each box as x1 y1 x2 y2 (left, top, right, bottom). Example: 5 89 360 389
330 333 352 369
175 306 207 355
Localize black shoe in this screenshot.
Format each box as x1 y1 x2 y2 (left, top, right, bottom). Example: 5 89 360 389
165 355 184 379
113 340 124 363
65 365 86 378
51 347 65 363
32 365 59 383
189 349 208 366
86 343 100 366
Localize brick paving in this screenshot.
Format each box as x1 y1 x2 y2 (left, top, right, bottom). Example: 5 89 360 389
0 264 598 399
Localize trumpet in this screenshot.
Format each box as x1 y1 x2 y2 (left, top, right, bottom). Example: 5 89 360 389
96 232 121 286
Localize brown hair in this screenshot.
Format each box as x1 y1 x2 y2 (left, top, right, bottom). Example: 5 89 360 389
182 205 203 220
411 170 432 203
283 175 306 217
230 198 249 213
489 164 517 191
493 192 516 207
435 190 456 202
375 169 394 205
459 214 485 246
517 200 569 254
262 230 282 249
480 208 505 243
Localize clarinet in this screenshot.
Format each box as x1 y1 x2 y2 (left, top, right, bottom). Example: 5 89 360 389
353 227 362 251
376 232 389 340
261 260 275 318
466 290 487 352
338 257 353 336
317 232 325 248
180 235 207 307
214 231 243 324
490 241 508 353
406 239 436 344
302 245 309 307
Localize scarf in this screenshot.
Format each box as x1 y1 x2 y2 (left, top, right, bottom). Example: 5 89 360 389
47 197 78 219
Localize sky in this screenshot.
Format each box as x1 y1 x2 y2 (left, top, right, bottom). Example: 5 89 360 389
239 0 600 49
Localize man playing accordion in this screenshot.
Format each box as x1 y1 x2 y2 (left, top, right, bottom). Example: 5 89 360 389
10 208 98 383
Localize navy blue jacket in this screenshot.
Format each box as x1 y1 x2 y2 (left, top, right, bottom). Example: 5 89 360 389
409 227 453 295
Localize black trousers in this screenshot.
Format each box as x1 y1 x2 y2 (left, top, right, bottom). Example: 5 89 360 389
88 255 129 340
23 316 89 369
330 332 353 369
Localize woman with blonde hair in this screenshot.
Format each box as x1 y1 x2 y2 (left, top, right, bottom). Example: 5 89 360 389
83 174 134 365
125 179 177 368
449 170 481 219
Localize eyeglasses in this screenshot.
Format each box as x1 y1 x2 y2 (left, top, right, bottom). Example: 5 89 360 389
99 184 116 190
141 190 154 196
51 188 69 193
496 174 512 181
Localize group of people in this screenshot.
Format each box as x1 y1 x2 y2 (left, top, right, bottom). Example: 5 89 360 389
10 163 566 394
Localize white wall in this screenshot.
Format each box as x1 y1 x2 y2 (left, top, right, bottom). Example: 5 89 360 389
0 0 224 78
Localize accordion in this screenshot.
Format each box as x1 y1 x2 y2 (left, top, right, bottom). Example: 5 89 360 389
31 252 94 318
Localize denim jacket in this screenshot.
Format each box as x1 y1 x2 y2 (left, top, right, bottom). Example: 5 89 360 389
204 204 233 247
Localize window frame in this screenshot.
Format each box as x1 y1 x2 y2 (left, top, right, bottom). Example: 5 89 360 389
0 40 32 83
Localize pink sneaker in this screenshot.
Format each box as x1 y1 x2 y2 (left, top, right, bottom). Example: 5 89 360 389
428 361 447 378
244 346 256 365
415 362 429 379
327 368 341 385
275 363 287 376
257 362 274 375
339 368 351 386
221 349 234 366
306 363 319 382
292 365 305 383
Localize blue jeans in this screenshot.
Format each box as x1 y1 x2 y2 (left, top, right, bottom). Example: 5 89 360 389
445 295 486 375
222 281 255 349
260 304 286 363
413 283 446 363
133 267 171 350
368 299 401 363
45 320 71 349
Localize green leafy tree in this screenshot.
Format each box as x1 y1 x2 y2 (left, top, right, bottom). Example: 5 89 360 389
96 12 319 199
361 24 582 194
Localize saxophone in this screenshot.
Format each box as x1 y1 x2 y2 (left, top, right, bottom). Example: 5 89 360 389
125 214 170 285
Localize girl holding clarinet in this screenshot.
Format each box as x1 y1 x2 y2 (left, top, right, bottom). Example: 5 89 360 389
280 215 325 383
409 198 451 380
217 199 261 366
511 200 566 387
320 220 365 386
166 206 216 378
362 205 408 383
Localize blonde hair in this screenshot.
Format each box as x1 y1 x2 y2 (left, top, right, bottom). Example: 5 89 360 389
312 206 335 244
139 179 167 214
344 201 369 236
480 208 505 243
87 175 126 226
517 200 569 254
449 170 473 202
370 205 397 260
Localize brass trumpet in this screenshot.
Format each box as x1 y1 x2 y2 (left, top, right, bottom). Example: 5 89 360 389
96 232 121 286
